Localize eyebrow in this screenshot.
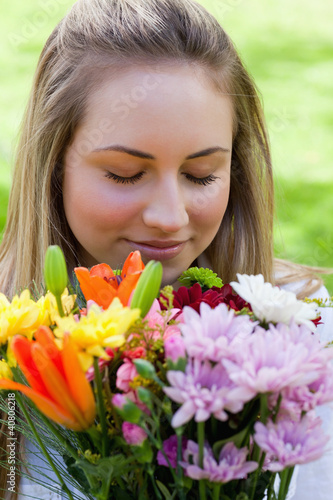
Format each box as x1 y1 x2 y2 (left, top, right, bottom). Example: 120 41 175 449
92 145 230 160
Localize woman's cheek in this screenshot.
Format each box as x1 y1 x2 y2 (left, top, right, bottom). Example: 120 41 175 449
188 177 230 221
78 184 144 228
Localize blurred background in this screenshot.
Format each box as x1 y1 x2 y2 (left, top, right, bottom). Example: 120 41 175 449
0 0 332 292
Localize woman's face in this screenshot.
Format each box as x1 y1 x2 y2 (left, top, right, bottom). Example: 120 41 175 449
63 65 233 287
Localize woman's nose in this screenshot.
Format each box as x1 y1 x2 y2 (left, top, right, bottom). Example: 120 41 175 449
142 180 189 233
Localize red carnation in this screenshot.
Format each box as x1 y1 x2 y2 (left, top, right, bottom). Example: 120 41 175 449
160 283 250 314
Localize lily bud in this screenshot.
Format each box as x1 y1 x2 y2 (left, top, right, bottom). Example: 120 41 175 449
44 245 68 317
130 260 163 317
44 245 68 297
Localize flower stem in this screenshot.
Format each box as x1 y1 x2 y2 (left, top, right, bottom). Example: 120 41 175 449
213 483 222 500
260 394 269 424
266 472 276 500
199 480 207 500
93 357 109 457
285 467 295 494
147 466 163 500
174 431 186 500
198 421 205 468
248 445 265 500
142 423 180 486
278 467 295 500
277 470 288 500
15 392 75 500
55 295 65 317
197 421 207 500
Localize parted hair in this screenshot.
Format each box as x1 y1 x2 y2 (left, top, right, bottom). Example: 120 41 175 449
0 0 274 299
0 1 327 498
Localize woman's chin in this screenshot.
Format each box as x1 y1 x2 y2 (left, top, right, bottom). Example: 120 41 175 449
161 269 182 290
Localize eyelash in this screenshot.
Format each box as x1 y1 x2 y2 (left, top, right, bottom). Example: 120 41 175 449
105 171 217 186
105 171 145 184
183 173 217 186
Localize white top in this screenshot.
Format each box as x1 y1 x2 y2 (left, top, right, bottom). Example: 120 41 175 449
14 284 333 500
16 441 87 500
286 284 333 500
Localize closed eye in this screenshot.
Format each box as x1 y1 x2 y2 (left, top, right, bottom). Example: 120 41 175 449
105 171 145 184
105 171 218 186
183 173 218 186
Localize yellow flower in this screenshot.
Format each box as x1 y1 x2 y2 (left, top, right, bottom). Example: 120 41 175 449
0 290 42 345
36 289 76 325
61 289 76 315
54 298 140 372
0 359 13 380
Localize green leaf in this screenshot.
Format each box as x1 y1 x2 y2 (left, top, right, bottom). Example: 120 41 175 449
156 480 173 500
133 359 156 379
131 440 153 464
177 267 223 291
63 455 90 491
74 455 134 499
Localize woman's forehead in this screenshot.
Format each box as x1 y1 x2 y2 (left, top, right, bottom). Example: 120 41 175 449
73 64 233 155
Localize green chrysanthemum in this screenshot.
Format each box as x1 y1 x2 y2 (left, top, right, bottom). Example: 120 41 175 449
177 267 223 291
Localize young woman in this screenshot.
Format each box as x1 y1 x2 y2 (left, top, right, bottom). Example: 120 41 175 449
0 0 332 498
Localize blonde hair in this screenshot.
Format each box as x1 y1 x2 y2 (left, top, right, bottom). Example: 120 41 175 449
0 0 274 297
0 4 326 497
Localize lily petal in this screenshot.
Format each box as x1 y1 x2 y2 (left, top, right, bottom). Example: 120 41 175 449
122 251 145 277
31 343 88 429
0 379 80 429
118 273 142 306
89 263 115 281
75 267 117 309
62 334 96 427
35 326 66 379
11 336 51 398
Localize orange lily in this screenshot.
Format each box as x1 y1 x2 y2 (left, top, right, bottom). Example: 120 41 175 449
74 251 145 310
0 326 96 431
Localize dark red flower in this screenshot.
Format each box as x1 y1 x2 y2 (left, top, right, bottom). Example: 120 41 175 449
160 283 250 314
172 283 203 311
209 284 251 312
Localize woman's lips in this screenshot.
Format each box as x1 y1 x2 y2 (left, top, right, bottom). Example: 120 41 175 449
125 240 187 261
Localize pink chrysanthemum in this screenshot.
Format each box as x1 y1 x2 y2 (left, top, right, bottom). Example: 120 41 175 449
223 322 332 397
164 359 252 428
280 362 333 414
254 415 327 472
180 302 255 362
180 441 257 483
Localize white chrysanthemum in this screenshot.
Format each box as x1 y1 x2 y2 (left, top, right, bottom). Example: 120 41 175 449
230 274 318 331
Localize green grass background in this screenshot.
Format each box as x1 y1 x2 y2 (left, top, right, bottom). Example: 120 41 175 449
0 0 332 293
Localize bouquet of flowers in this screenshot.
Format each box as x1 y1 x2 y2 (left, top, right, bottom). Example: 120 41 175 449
1 246 333 500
